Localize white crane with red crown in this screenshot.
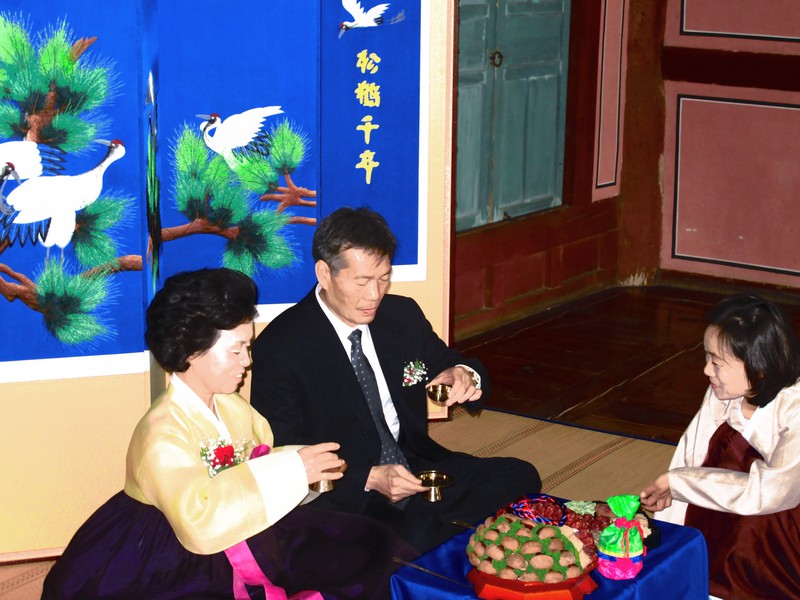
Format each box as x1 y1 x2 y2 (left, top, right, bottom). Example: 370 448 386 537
196 106 283 169
0 141 45 181
338 0 404 38
0 139 126 262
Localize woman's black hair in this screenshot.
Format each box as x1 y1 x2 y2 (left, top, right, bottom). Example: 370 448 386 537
145 268 258 373
708 294 800 406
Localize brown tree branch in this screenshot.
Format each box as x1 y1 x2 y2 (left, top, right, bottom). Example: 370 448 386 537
259 172 318 213
84 254 143 277
160 218 241 242
0 263 40 311
25 87 58 143
287 216 317 226
24 36 97 143
69 37 97 62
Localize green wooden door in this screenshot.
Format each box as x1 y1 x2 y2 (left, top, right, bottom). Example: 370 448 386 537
456 0 571 231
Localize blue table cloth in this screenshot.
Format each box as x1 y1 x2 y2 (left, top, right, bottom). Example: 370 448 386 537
391 520 708 599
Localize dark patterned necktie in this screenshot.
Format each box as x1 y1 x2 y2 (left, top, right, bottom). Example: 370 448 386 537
348 329 409 469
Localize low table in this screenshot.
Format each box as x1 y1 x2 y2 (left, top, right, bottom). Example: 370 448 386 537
391 520 708 599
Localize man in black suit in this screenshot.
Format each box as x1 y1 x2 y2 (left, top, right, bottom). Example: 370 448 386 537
251 207 540 552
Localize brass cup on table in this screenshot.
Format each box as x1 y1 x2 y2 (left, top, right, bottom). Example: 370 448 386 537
425 383 451 405
417 470 453 502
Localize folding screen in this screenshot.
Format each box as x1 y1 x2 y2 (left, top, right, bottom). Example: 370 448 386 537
0 1 423 380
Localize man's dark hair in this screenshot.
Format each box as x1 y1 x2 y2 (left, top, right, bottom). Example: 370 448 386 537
312 206 397 273
145 268 258 373
708 294 800 407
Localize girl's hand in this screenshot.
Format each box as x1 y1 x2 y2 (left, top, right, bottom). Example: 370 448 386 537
640 473 673 512
298 442 346 485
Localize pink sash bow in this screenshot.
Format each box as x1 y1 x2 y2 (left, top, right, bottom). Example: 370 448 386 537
223 443 323 600
224 541 322 600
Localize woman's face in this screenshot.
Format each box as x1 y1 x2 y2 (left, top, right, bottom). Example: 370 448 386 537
184 322 254 403
703 325 751 401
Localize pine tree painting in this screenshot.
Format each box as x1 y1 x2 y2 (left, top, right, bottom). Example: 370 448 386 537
0 13 316 350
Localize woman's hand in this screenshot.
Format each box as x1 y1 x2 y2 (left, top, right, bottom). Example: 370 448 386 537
640 473 673 513
298 442 346 485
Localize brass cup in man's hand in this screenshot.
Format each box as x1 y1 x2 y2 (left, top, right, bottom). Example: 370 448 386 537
425 383 451 405
417 470 454 502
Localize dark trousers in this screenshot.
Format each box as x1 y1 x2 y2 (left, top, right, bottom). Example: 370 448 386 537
365 454 540 553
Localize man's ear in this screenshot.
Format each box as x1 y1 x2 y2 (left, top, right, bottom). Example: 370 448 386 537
315 260 331 289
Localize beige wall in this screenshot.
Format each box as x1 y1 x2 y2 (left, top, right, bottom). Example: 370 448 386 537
1 375 152 558
0 3 455 560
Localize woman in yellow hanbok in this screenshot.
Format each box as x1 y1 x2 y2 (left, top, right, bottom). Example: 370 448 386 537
43 268 416 600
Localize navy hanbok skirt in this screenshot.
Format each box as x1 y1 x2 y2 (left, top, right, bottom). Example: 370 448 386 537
42 491 417 599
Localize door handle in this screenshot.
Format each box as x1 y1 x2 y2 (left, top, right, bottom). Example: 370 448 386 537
489 50 504 68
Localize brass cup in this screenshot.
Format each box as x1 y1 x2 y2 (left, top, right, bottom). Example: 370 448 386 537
425 384 451 405
309 461 347 493
418 470 453 502
309 479 334 493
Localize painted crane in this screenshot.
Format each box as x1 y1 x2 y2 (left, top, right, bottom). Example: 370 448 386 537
0 162 21 215
197 106 283 169
339 0 404 37
0 139 126 261
0 141 45 181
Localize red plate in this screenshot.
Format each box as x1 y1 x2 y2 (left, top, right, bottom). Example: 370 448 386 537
467 563 597 600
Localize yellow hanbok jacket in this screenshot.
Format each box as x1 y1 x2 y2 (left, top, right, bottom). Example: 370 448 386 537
123 381 308 555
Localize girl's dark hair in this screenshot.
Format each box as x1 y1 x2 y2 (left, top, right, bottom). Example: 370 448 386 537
145 268 258 373
708 294 800 406
312 206 396 273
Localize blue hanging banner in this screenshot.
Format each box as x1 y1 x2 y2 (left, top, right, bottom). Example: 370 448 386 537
320 1 423 273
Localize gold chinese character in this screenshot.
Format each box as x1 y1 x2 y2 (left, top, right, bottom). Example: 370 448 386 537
356 149 380 184
356 116 380 144
356 49 381 74
355 81 381 107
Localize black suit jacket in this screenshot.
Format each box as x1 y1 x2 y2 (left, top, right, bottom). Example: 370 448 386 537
250 288 489 514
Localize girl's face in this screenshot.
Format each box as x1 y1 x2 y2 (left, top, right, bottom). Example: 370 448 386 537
183 322 254 404
703 325 751 401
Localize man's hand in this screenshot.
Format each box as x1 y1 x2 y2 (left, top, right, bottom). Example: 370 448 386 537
640 473 673 513
298 442 346 486
428 365 482 406
366 464 427 503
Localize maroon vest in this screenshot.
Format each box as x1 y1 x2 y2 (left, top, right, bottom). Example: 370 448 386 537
685 422 800 599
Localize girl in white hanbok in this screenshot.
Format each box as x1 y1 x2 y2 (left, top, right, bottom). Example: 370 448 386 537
640 294 800 599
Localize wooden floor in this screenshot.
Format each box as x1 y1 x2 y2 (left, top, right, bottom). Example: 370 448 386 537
6 280 800 597
458 283 800 445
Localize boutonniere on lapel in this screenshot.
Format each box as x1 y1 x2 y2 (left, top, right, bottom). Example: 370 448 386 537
200 436 267 478
402 360 428 387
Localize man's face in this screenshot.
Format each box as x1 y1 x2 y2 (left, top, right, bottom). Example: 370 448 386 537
316 248 392 327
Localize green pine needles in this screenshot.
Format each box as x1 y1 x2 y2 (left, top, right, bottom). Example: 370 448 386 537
172 123 300 277
0 14 114 148
72 195 130 268
36 262 110 345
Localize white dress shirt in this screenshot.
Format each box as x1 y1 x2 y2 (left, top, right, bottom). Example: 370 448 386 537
315 284 401 439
